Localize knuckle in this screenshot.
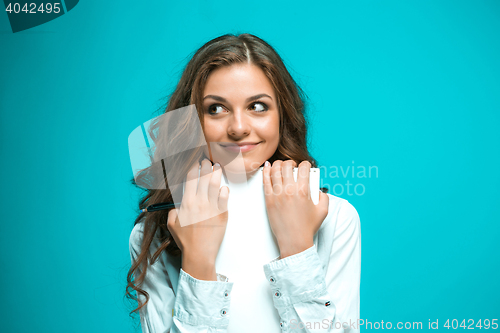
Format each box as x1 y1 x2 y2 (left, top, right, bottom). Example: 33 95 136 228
187 167 198 179
284 183 294 196
183 197 194 209
298 186 308 197
209 177 219 187
201 158 211 167
219 190 229 200
198 197 210 208
299 160 312 168
167 216 175 228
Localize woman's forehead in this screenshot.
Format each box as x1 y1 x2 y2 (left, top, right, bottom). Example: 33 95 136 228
203 64 276 99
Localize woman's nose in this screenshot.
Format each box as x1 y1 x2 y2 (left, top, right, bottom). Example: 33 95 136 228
227 110 251 137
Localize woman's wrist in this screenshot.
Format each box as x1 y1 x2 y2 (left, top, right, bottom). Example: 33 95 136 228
278 239 314 259
182 254 217 281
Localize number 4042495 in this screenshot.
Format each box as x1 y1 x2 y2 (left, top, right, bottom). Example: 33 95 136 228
5 3 61 14
444 319 498 330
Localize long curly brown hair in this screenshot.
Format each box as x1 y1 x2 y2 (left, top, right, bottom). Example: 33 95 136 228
125 32 328 317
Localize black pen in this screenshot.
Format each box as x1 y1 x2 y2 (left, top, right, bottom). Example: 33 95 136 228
140 202 181 213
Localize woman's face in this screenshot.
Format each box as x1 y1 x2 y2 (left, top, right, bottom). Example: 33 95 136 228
202 63 280 175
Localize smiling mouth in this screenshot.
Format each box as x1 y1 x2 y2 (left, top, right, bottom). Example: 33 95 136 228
219 142 262 147
219 142 262 152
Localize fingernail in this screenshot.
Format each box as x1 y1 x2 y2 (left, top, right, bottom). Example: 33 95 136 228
214 162 221 169
264 161 270 167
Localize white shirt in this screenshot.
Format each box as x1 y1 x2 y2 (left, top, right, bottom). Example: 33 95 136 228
129 168 361 333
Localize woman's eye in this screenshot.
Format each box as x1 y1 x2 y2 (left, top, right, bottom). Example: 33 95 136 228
207 102 268 114
250 102 268 113
207 104 225 115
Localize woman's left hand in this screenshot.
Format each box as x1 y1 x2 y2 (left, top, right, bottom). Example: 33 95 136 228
263 159 330 258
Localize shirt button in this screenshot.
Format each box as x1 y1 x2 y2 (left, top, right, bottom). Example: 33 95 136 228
220 308 228 317
325 301 331 307
274 290 281 298
269 276 276 283
224 290 230 298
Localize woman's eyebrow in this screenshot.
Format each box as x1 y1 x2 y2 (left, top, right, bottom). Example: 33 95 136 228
203 93 273 103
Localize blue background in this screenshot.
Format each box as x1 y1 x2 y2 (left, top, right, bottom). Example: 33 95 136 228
1 0 499 331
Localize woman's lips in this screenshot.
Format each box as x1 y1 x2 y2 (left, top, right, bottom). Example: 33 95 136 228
220 142 261 153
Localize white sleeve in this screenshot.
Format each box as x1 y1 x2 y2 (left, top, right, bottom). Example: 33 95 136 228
324 199 361 332
129 223 234 333
261 199 361 332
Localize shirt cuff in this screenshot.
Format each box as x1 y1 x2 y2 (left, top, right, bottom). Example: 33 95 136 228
262 244 327 309
174 268 234 328
216 272 229 282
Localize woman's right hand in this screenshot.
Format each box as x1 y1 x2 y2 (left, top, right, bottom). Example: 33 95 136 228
166 158 230 280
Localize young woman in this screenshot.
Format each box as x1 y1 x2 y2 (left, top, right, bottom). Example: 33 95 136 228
126 33 361 333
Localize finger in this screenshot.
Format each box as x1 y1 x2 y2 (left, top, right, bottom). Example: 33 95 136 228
184 161 200 198
317 191 330 217
271 160 283 194
281 160 297 189
218 186 229 212
167 207 178 230
263 160 273 198
297 160 311 198
197 158 212 198
208 162 222 205
167 208 184 251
